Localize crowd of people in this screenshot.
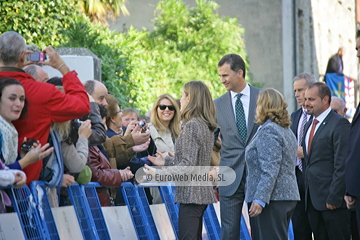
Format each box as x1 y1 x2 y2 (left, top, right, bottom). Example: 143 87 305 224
1 28 360 240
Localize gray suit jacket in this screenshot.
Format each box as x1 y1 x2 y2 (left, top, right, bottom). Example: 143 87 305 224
214 85 260 197
245 121 300 203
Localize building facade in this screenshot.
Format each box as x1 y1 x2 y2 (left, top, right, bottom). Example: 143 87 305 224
110 0 357 112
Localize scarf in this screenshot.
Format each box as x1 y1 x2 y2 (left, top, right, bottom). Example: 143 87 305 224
0 115 18 165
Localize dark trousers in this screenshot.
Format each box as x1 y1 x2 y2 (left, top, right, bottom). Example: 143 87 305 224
178 203 208 240
355 197 360 238
249 201 297 240
292 167 312 240
351 209 359 240
220 173 246 240
307 196 350 240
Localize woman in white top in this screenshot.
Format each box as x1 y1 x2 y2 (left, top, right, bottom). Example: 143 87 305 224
149 94 181 154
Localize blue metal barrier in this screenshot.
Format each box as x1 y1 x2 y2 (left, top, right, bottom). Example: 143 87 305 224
203 203 221 240
7 180 298 240
158 185 179 238
82 182 111 240
29 181 59 240
240 215 251 240
67 183 99 240
136 186 160 239
121 182 156 240
8 184 48 240
288 220 294 240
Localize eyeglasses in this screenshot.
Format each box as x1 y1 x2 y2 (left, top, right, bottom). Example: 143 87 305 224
158 105 175 111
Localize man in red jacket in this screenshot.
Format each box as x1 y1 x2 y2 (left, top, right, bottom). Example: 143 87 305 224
0 31 90 184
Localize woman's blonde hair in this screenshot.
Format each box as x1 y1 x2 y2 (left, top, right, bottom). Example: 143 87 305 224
255 88 291 128
150 94 181 139
105 94 120 128
181 81 217 131
52 85 71 139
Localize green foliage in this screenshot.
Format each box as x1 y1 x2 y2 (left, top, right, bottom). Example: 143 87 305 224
0 0 78 48
77 0 129 26
118 0 250 112
60 17 133 105
0 0 251 113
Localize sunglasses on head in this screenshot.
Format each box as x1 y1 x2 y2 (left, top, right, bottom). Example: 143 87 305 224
158 105 175 111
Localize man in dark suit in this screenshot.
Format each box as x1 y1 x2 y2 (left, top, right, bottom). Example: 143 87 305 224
290 73 316 240
324 47 345 83
303 82 350 240
325 47 345 75
344 29 360 238
214 54 260 239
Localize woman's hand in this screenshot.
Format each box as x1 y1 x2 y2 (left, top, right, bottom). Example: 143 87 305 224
20 142 54 169
249 202 263 217
62 174 75 187
148 151 165 166
13 172 26 188
119 167 134 181
132 139 150 152
26 143 54 164
143 164 156 178
78 120 92 139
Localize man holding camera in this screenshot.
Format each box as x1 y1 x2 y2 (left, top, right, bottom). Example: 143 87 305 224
84 80 150 166
0 31 90 184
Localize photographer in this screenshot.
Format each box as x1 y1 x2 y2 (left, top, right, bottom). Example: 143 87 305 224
0 31 90 184
83 80 150 166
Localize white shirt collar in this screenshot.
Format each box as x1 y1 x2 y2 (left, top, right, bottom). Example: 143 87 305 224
314 107 332 124
301 107 307 114
230 84 250 99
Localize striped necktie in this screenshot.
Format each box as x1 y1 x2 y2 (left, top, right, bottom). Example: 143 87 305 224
297 110 307 171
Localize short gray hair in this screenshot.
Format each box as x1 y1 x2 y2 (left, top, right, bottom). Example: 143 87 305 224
23 65 38 79
0 31 26 66
293 72 316 87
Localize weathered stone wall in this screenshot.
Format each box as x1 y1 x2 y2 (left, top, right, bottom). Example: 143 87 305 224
311 0 356 80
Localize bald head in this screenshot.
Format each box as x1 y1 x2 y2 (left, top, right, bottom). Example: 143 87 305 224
338 47 346 57
84 80 108 106
24 65 49 82
0 31 26 67
330 96 347 117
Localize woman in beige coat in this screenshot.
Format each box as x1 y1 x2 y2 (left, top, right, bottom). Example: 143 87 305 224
146 81 217 239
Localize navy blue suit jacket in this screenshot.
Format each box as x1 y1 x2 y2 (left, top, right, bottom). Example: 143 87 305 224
345 104 360 197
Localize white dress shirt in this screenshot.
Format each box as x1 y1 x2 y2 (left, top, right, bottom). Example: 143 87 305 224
230 84 250 128
305 107 332 153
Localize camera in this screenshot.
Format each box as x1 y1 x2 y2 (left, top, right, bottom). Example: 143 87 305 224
138 121 149 133
29 53 46 62
74 119 85 128
138 121 146 129
21 138 38 152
